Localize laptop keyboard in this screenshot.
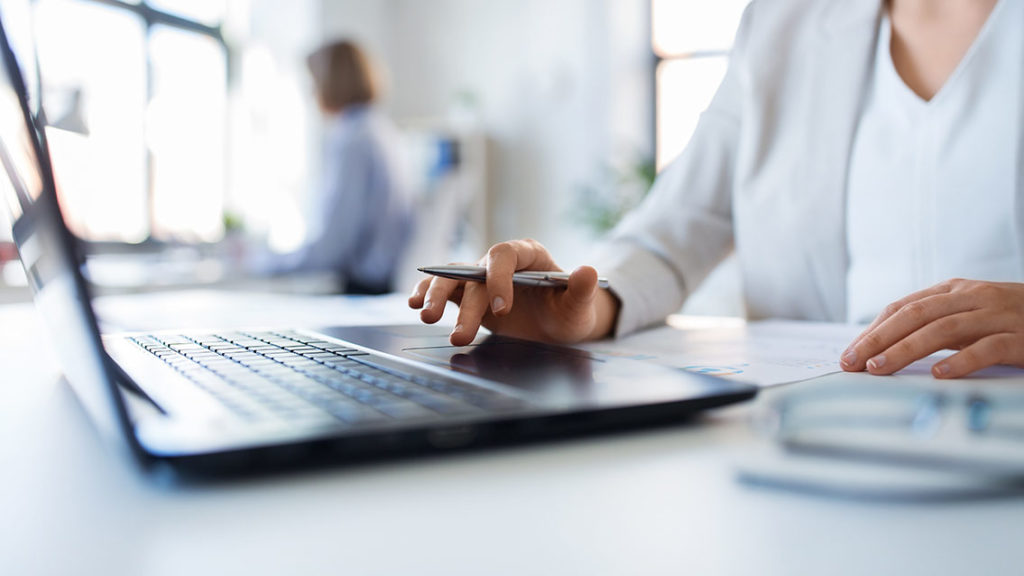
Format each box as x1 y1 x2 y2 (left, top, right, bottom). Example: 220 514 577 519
129 330 527 426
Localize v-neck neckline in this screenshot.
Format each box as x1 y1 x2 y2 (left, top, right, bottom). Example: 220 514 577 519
880 0 1006 107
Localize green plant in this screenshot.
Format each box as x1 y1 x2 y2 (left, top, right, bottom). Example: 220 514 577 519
222 211 245 234
573 156 656 234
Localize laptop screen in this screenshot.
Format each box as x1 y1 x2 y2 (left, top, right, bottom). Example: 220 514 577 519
0 11 131 444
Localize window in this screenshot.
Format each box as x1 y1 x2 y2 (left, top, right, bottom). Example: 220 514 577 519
652 0 749 171
32 0 228 243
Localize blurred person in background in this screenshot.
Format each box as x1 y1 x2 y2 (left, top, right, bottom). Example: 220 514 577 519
255 40 413 294
409 0 1024 378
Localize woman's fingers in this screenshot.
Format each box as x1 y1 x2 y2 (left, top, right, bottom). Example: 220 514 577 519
846 281 956 354
485 239 558 317
559 266 599 317
860 311 994 375
842 279 1024 378
451 281 490 346
841 292 976 371
410 238 559 331
932 333 1024 378
540 266 600 343
408 276 432 309
406 239 609 344
419 276 462 324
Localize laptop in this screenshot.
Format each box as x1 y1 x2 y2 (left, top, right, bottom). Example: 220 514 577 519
0 15 756 474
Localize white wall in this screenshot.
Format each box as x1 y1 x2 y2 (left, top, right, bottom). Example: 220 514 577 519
318 0 393 82
238 0 738 312
315 0 653 267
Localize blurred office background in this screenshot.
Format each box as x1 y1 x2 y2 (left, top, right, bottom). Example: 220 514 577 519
0 0 748 309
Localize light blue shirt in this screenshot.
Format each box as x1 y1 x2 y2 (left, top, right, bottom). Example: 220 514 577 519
265 105 414 292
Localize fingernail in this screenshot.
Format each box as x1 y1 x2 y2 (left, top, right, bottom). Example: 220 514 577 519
410 287 420 299
492 296 506 314
840 349 857 367
933 363 951 377
424 299 434 310
452 324 463 335
867 355 886 370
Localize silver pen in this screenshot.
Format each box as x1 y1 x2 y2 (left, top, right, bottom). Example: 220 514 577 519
418 265 610 289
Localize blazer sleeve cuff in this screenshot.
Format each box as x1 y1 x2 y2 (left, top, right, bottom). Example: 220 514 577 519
593 240 687 338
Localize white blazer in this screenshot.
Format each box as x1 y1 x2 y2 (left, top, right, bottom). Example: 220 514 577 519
595 0 1024 336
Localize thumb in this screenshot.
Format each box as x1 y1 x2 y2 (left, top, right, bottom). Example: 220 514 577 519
559 266 599 317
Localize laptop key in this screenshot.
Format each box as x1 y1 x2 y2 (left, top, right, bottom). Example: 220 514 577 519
372 402 434 420
136 330 528 425
321 400 387 424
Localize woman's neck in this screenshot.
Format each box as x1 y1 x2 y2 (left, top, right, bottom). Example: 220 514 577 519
886 0 999 101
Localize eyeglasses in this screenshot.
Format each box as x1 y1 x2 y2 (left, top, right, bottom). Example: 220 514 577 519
754 381 1024 477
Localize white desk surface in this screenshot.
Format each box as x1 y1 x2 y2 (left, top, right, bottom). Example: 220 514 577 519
2 290 1023 576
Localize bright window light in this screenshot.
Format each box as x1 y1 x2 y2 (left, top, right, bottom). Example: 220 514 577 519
148 26 227 242
652 0 749 57
655 56 728 171
36 0 148 242
32 0 229 244
652 0 748 170
227 45 310 253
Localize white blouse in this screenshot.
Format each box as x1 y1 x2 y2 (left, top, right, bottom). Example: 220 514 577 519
845 0 1024 324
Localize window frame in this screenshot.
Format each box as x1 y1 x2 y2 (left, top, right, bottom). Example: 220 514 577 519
35 0 231 251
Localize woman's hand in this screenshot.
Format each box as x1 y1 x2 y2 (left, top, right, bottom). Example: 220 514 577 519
408 238 620 346
840 279 1024 378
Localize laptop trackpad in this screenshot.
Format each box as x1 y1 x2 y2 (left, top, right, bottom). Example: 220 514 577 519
404 339 598 396
317 325 740 408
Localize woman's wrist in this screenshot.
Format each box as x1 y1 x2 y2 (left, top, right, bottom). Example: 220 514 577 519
588 288 621 340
